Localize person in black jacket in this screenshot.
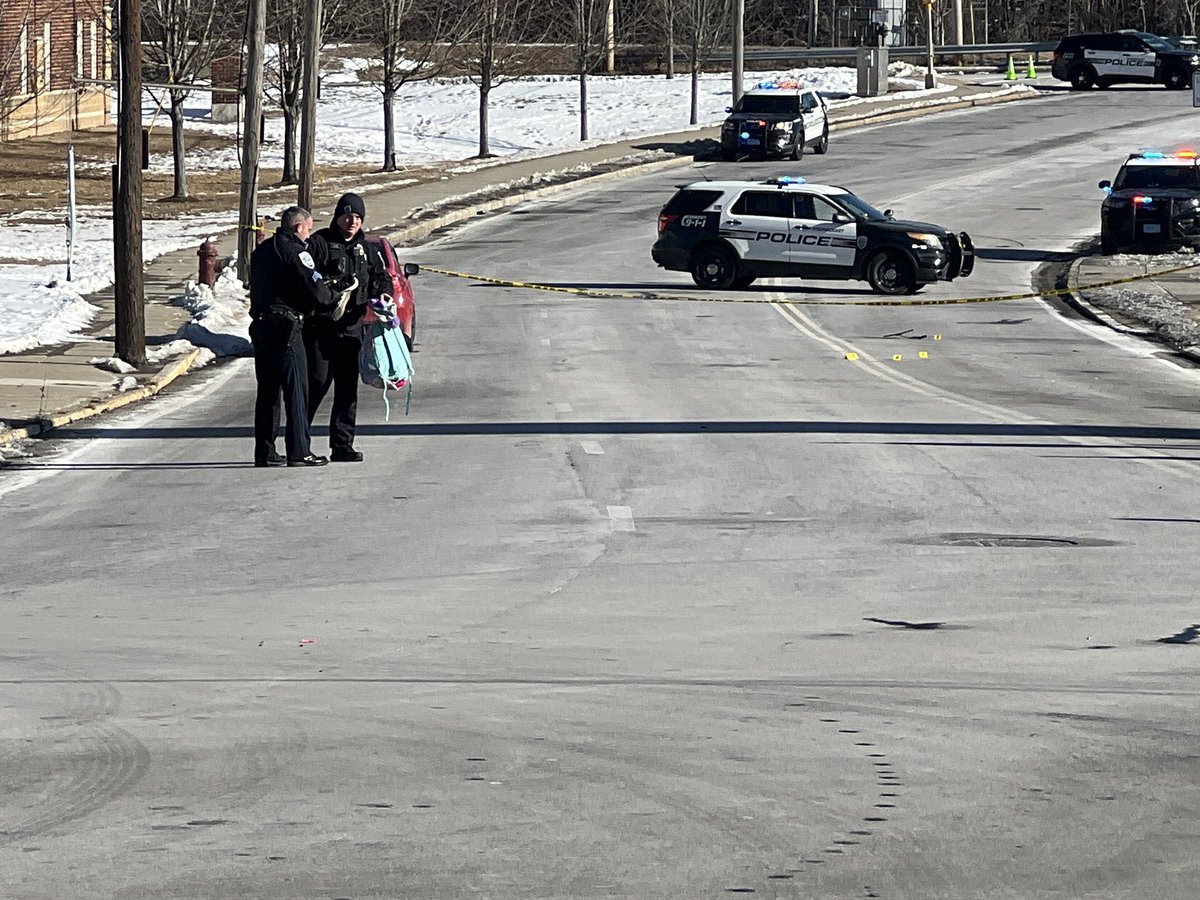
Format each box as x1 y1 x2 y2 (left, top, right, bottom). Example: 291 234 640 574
305 192 390 462
249 206 333 468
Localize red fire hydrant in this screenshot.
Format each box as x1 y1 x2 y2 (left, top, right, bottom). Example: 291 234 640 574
198 239 220 288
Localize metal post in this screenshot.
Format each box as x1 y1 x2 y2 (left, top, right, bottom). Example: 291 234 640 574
952 0 963 46
732 0 744 105
66 145 76 281
924 0 936 89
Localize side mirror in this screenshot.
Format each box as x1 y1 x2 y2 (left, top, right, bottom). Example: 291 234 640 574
725 106 733 113
1098 179 1112 192
883 208 894 219
831 212 851 224
404 262 420 276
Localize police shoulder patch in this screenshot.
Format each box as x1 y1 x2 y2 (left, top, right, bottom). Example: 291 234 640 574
298 251 315 269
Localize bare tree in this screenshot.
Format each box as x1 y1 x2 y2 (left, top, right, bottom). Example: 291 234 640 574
143 0 235 199
673 0 730 125
461 0 554 158
357 0 467 171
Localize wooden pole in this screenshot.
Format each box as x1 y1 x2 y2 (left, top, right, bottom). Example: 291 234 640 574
298 0 322 210
732 0 744 104
114 0 145 366
238 0 265 284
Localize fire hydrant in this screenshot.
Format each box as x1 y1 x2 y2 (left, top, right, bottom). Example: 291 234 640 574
197 239 220 288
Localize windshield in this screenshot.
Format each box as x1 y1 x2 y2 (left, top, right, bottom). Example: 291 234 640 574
733 95 799 115
834 190 889 221
1137 32 1176 52
1114 164 1200 190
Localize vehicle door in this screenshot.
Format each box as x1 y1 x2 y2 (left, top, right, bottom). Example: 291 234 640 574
721 190 792 263
1119 34 1158 81
800 91 826 144
787 192 857 270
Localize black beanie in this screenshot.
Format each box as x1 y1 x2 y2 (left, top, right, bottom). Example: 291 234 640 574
335 192 366 220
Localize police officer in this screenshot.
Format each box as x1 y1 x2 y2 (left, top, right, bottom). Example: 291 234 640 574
249 206 333 468
306 192 389 463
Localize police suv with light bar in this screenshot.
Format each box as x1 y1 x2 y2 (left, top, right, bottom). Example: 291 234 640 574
651 176 974 295
1098 150 1200 254
720 81 830 161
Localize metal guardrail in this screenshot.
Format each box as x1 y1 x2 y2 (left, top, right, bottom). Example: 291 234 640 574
712 42 1059 63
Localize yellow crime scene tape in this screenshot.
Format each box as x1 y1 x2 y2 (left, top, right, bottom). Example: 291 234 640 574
423 260 1200 307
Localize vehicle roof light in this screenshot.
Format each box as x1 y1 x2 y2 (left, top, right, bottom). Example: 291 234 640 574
1141 151 1165 159
766 175 806 185
1133 195 1154 204
1179 149 1198 158
753 78 803 91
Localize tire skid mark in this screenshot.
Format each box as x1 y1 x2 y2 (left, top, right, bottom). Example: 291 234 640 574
0 677 150 845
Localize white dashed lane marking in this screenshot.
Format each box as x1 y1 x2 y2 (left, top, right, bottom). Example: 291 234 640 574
581 441 604 455
554 402 573 413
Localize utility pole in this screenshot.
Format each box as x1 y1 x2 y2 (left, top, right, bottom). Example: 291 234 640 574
924 0 937 89
732 0 744 105
238 0 265 284
808 0 817 48
298 0 322 210
953 0 963 46
604 0 615 73
114 0 145 367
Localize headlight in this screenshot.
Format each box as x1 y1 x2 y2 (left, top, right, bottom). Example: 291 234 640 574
1191 55 1199 64
770 122 790 131
906 231 943 248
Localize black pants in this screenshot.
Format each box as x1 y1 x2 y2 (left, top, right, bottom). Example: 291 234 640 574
251 315 311 461
305 323 362 453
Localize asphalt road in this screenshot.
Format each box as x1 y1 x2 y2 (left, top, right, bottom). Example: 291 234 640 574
4 87 1200 899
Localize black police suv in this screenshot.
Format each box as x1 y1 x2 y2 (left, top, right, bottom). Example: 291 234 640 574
1099 151 1200 254
1051 30 1200 90
651 176 974 295
720 83 829 161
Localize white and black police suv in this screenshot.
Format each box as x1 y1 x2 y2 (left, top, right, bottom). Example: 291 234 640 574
651 176 975 295
720 80 829 161
1098 149 1200 254
1051 31 1200 90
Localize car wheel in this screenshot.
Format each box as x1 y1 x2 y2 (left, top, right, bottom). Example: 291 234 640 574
721 149 736 161
732 274 757 289
1164 66 1189 89
813 126 829 155
866 249 915 296
405 309 416 351
1100 232 1118 255
1068 64 1095 90
690 245 739 290
790 131 804 161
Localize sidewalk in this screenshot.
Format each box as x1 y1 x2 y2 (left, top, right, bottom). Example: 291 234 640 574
0 77 1040 447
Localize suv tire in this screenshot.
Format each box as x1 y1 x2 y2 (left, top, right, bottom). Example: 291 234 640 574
1164 65 1189 89
1100 232 1118 255
1069 64 1095 90
790 132 804 161
690 245 739 290
866 249 916 295
813 127 829 155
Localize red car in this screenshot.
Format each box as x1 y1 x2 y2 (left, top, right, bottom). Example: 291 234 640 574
367 235 418 350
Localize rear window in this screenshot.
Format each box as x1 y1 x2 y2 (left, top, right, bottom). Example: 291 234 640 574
733 94 800 115
1114 164 1200 190
661 189 722 215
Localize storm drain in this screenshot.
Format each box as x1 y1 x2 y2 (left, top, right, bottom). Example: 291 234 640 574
914 533 1118 548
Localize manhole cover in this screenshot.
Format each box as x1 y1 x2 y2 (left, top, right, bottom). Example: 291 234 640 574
913 533 1119 548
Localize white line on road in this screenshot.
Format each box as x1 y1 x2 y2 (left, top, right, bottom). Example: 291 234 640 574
581 441 604 455
607 505 636 532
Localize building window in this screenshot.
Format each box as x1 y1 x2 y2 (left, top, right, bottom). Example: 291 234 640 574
42 22 52 91
19 26 28 94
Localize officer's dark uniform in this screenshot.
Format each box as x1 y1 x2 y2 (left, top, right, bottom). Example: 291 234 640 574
305 193 389 459
249 225 333 465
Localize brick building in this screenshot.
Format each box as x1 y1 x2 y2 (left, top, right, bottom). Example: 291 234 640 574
0 0 111 140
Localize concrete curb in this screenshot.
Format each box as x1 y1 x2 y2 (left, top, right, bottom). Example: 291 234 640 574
0 348 203 447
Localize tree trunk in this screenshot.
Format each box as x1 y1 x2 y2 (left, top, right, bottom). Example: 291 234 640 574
383 86 396 171
478 83 491 157
169 91 187 199
579 69 588 141
689 66 699 125
280 103 298 185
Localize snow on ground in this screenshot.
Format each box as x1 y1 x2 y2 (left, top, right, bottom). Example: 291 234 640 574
0 62 1006 360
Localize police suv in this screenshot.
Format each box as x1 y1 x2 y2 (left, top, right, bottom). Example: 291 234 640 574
651 176 974 295
1098 150 1200 254
720 80 829 161
1051 31 1200 90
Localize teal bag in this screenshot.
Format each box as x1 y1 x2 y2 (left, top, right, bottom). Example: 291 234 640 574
359 296 414 420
